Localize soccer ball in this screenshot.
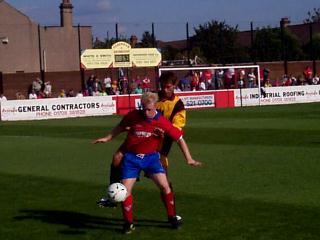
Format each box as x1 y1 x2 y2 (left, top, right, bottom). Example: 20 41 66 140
107 183 127 202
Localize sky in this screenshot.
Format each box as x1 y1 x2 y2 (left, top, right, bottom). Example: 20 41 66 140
5 0 320 41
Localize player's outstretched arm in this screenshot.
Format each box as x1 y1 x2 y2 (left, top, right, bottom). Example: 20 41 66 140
92 124 125 144
177 137 202 167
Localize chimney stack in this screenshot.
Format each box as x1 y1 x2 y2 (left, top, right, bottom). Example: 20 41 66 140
280 17 291 28
60 0 73 28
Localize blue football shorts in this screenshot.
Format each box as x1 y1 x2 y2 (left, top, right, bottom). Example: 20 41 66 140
121 152 165 179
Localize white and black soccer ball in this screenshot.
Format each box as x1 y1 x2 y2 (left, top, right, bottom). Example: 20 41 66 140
107 183 127 202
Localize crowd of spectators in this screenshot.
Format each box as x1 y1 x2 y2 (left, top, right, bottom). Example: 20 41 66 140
5 66 319 101
175 66 319 92
78 74 151 97
17 78 54 100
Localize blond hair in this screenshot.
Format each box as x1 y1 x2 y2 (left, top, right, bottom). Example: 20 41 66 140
141 92 158 106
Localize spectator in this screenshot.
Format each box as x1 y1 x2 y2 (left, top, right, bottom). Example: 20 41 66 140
247 68 256 88
264 79 272 87
120 76 129 94
263 68 270 80
100 88 108 96
92 87 100 96
199 80 206 91
215 69 224 89
0 93 7 101
44 81 52 98
37 90 46 99
303 66 313 85
82 88 89 96
16 92 25 100
204 69 214 90
133 84 143 94
134 75 142 87
142 75 151 93
66 89 75 97
174 85 182 92
58 89 66 98
111 79 118 94
238 69 245 88
28 89 37 99
179 74 191 91
191 71 199 91
312 75 319 85
282 74 292 86
93 77 102 93
86 75 95 96
297 75 304 85
32 78 43 94
290 75 298 86
76 90 84 97
224 69 235 89
103 76 112 93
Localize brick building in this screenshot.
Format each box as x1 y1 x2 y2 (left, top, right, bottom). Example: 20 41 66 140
0 0 92 73
0 0 93 98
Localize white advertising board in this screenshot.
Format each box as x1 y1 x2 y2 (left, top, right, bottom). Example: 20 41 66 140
134 92 215 110
234 85 320 107
1 96 116 121
179 94 215 109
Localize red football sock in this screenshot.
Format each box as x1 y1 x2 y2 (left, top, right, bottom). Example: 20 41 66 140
162 191 176 217
122 194 133 223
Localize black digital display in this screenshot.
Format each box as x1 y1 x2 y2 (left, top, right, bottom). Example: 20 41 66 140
115 54 130 63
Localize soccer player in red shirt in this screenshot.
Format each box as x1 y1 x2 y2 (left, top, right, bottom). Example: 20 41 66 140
93 92 201 234
96 72 186 209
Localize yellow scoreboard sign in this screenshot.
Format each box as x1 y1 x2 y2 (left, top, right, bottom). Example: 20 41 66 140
131 48 162 67
81 41 161 69
80 49 113 69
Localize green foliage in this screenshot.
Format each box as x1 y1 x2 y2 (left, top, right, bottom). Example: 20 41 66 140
252 26 305 61
161 45 180 60
92 31 156 49
140 31 156 48
303 33 320 60
284 29 306 60
93 36 128 49
191 20 244 63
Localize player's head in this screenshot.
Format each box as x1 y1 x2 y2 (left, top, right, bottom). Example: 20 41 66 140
141 92 159 119
159 71 177 99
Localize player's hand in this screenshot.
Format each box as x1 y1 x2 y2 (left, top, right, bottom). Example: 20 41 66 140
92 136 111 144
187 159 202 167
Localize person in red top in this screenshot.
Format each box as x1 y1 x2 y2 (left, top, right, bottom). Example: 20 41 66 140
142 75 151 92
93 92 201 234
303 66 313 85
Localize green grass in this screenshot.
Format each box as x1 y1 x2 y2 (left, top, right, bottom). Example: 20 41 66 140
1 103 320 240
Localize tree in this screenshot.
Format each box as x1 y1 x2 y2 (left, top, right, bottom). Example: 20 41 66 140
303 33 320 60
313 34 320 59
93 36 128 49
304 8 320 23
283 29 305 60
191 20 243 64
161 45 180 61
252 27 281 62
252 27 304 62
140 31 156 48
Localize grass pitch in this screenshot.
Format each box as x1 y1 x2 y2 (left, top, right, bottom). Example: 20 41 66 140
1 103 320 240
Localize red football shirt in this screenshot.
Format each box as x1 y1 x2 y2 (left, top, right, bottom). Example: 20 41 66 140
120 110 183 154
